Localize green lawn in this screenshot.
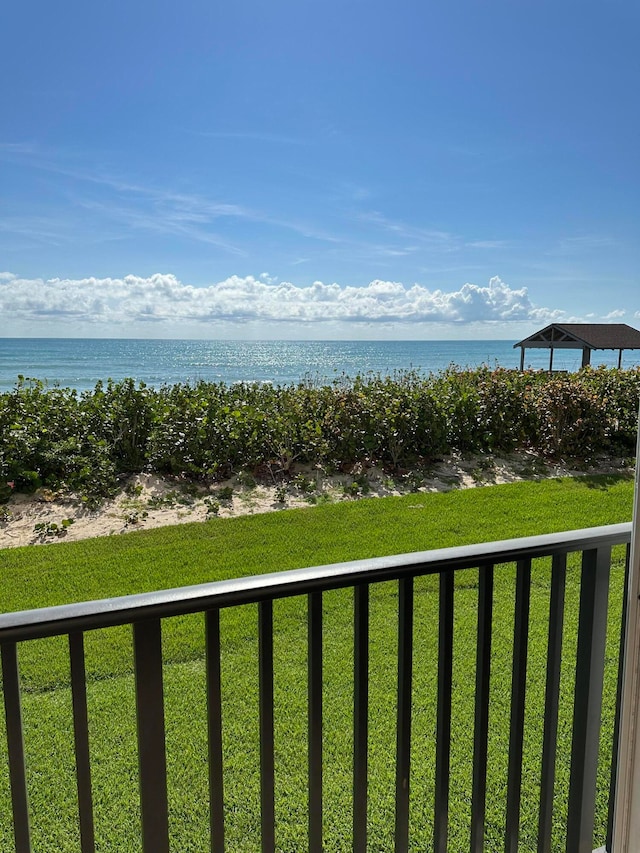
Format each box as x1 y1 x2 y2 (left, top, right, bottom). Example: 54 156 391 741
0 475 634 851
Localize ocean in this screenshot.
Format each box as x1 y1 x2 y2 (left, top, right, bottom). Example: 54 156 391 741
1 338 638 393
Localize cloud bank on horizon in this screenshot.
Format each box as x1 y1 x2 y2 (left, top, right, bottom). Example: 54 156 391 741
0 271 610 339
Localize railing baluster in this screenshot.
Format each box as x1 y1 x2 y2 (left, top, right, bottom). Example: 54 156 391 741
505 558 532 853
1 641 31 853
537 553 567 853
258 600 275 853
69 632 95 853
566 546 611 853
434 570 454 853
353 583 369 853
394 575 414 853
206 609 225 853
0 523 632 853
470 564 494 853
607 543 631 852
133 618 169 853
308 592 323 851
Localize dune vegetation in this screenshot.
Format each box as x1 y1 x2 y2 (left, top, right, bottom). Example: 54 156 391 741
1 367 639 508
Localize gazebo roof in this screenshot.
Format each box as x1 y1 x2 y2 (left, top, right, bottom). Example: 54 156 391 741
514 323 640 351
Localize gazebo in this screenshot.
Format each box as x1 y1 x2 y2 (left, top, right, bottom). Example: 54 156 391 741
514 323 640 371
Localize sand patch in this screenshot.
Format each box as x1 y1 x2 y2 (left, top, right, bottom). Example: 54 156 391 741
0 452 633 550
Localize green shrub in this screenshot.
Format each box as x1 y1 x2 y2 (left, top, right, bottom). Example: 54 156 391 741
1 368 638 501
533 375 610 457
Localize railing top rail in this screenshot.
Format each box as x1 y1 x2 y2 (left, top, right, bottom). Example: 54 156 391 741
0 522 631 643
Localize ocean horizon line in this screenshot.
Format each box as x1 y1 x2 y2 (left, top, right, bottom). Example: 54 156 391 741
1 337 638 394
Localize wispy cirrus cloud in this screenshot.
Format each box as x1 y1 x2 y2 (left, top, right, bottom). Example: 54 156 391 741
358 211 457 250
75 198 248 255
548 235 618 255
0 216 71 247
0 142 518 267
466 240 510 249
0 141 348 252
360 212 511 256
190 130 307 145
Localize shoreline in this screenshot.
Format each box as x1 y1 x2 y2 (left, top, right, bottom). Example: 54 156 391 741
0 451 633 550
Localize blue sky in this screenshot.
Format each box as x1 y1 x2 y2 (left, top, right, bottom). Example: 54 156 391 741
1 0 639 339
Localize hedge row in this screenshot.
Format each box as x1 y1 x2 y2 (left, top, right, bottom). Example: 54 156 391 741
1 367 639 502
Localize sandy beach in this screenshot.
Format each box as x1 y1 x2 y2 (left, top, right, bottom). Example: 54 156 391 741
0 451 632 550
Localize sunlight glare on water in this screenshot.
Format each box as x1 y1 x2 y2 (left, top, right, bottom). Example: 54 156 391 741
0 338 638 392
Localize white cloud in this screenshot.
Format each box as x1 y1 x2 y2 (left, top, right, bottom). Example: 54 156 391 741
0 273 565 331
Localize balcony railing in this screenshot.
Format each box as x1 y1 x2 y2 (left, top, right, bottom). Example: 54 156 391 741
0 522 632 853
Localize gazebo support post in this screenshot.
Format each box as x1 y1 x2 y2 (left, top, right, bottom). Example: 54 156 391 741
519 348 525 371
619 349 623 370
549 348 554 372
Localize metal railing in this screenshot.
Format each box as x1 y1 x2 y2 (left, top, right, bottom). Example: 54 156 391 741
0 522 632 853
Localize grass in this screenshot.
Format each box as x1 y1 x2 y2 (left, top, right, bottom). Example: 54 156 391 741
0 474 635 851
